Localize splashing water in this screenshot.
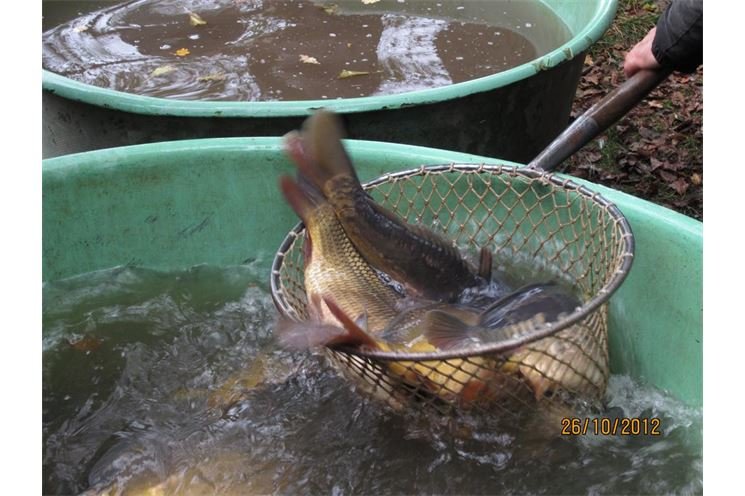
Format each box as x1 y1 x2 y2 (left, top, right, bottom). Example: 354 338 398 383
43 265 702 495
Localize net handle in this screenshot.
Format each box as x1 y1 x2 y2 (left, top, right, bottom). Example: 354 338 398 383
528 67 672 172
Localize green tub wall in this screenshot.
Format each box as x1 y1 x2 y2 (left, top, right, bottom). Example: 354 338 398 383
42 138 702 408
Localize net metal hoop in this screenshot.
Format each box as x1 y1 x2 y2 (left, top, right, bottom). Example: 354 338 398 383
270 163 634 362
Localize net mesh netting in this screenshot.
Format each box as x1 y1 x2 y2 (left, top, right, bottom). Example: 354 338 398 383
271 164 634 415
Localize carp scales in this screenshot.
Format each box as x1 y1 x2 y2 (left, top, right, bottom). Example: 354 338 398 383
277 173 498 405
423 283 605 400
277 122 602 406
320 297 502 406
283 110 490 302
278 174 403 340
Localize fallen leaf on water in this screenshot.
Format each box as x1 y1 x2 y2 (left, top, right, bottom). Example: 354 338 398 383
73 25 89 33
338 69 370 79
198 72 227 82
362 0 381 4
299 54 320 65
321 3 339 15
174 48 191 57
189 12 207 26
150 65 176 77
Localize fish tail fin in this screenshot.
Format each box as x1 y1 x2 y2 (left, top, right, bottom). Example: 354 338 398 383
322 296 382 349
423 310 474 350
303 110 361 188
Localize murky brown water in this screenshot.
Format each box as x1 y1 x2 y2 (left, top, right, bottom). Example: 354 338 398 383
42 0 571 101
43 265 702 495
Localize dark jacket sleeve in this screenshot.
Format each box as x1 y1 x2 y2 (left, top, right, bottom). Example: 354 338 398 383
652 0 703 73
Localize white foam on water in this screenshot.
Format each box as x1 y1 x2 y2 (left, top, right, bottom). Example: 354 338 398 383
374 14 452 95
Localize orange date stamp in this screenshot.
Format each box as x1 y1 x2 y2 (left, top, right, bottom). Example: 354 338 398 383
561 417 662 436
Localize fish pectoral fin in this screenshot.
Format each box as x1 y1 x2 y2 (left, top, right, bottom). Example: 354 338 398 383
274 316 347 350
354 311 369 332
322 297 382 349
478 247 492 280
422 310 473 350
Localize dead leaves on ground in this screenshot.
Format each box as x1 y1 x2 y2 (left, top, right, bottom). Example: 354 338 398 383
565 2 702 220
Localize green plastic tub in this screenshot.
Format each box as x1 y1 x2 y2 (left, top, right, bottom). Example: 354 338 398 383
42 138 702 408
42 0 616 160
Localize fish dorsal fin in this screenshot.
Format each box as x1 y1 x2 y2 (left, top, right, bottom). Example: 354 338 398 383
422 310 473 350
478 247 492 279
322 297 381 349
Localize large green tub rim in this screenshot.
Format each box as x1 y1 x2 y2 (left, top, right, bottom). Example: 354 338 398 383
41 0 617 117
41 136 701 236
41 137 703 409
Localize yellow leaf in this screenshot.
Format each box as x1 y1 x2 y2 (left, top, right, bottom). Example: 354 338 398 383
174 48 191 57
338 69 371 79
73 24 89 33
321 3 339 15
198 72 227 82
189 12 207 26
584 54 593 66
299 54 320 65
150 65 176 77
361 0 380 4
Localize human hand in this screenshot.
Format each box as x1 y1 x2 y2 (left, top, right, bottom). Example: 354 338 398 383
623 27 661 78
